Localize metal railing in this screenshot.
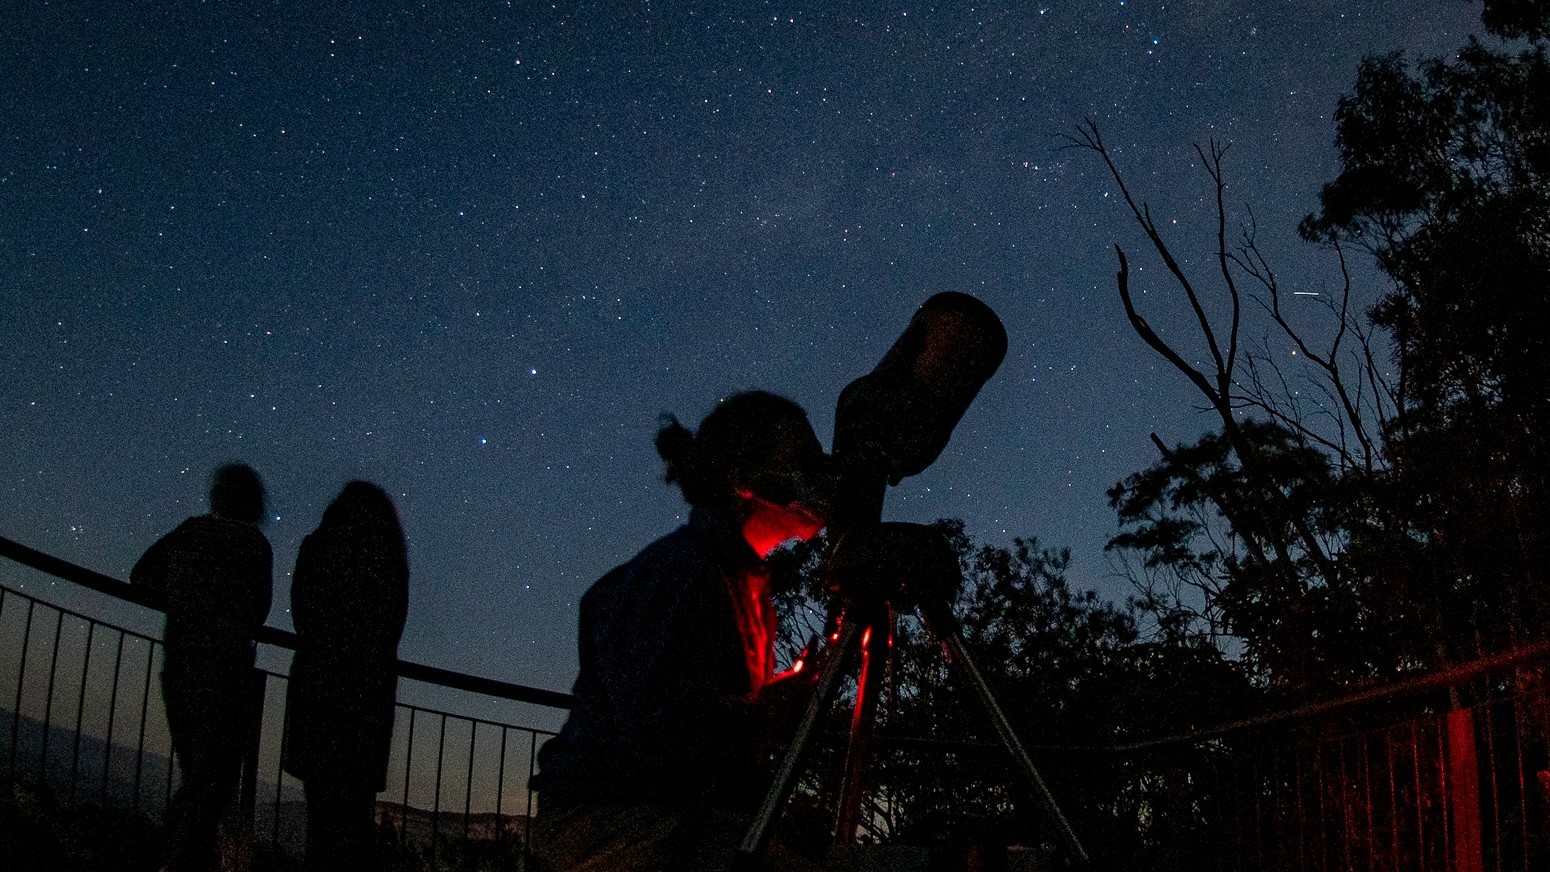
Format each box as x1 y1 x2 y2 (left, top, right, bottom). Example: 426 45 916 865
12 529 1550 870
1212 684 1550 872
0 533 570 869
822 636 1550 869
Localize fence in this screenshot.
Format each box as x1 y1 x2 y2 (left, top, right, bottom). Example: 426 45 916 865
1214 679 1550 872
827 642 1550 869
9 529 1550 871
0 534 570 870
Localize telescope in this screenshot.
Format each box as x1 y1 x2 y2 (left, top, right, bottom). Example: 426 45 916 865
736 293 1088 868
828 291 1009 538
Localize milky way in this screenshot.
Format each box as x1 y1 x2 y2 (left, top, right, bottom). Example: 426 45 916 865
1 2 1480 706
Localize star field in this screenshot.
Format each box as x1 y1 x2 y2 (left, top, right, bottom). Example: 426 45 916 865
1 1 1480 708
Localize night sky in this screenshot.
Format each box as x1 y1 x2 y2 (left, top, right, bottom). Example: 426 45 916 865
2 1 1479 704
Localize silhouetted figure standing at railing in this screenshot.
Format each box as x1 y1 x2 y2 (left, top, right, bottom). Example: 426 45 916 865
132 463 273 872
530 391 834 871
283 481 409 872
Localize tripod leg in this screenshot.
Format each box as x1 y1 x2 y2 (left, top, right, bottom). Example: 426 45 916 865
735 616 864 868
834 608 891 843
926 612 1090 865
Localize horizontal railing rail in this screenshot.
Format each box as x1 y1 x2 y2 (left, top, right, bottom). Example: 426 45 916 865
0 533 573 710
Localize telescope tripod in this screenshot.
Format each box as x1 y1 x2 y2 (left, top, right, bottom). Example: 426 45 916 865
734 524 1090 869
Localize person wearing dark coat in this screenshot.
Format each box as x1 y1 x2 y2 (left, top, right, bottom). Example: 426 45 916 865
282 481 409 872
530 391 835 871
132 463 273 872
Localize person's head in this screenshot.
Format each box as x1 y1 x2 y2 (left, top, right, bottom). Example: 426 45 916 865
657 391 832 555
208 463 266 524
320 480 402 538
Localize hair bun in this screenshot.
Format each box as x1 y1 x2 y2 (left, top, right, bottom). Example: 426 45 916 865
655 414 695 485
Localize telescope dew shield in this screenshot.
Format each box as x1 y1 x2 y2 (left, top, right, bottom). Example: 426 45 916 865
830 292 1008 533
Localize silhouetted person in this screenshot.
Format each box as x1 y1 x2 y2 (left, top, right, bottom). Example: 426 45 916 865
531 391 834 871
282 481 409 872
132 463 273 872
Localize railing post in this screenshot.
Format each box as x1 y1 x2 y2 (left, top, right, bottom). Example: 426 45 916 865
432 713 447 867
68 620 97 807
9 598 36 778
401 709 416 860
495 726 508 855
133 641 154 813
1447 706 1484 872
273 681 288 853
464 721 477 853
102 632 125 807
39 610 65 783
526 729 538 869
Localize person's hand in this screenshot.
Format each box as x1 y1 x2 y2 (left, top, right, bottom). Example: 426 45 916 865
758 647 825 744
751 676 808 774
760 670 815 726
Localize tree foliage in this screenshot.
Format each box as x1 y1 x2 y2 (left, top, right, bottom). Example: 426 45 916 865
769 521 1255 868
1303 3 1550 655
1085 0 1550 693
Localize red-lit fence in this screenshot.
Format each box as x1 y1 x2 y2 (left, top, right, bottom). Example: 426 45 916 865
1215 686 1550 871
843 650 1550 869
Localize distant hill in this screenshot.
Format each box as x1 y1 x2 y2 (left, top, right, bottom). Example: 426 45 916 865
376 798 530 845
5 709 534 866
2 709 175 817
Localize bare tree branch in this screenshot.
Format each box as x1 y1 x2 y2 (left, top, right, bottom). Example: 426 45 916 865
1076 121 1344 608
